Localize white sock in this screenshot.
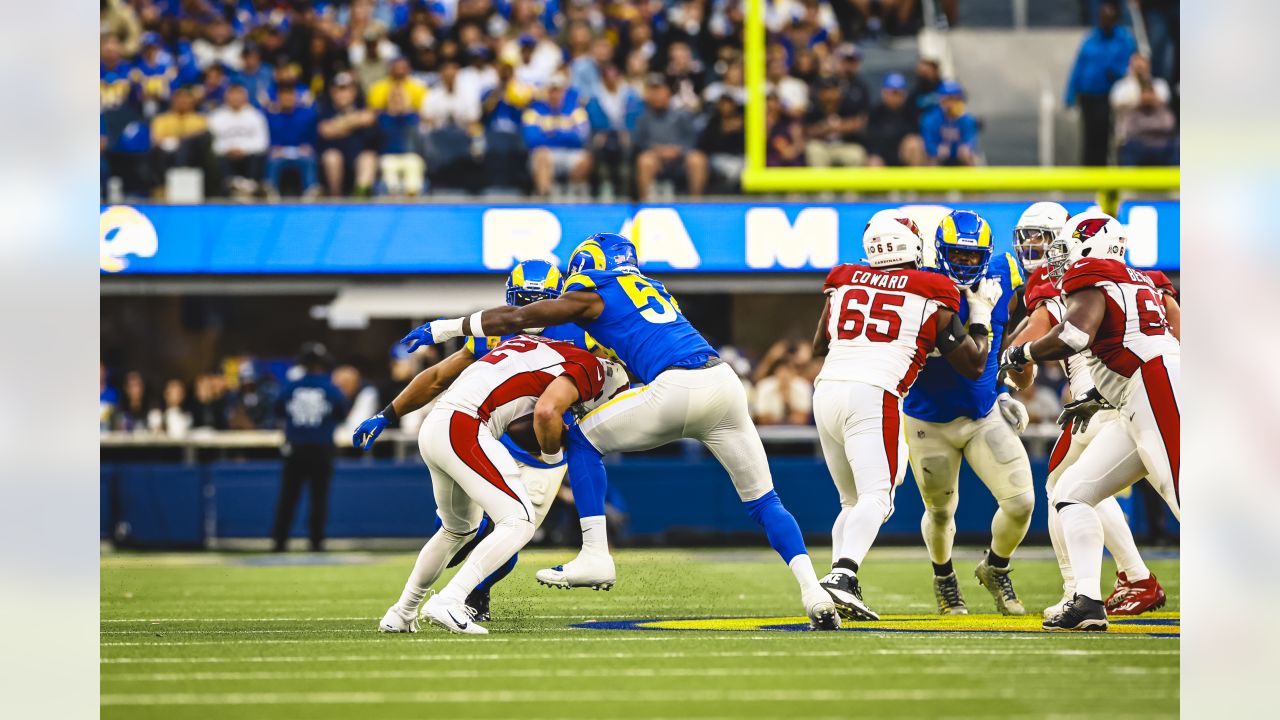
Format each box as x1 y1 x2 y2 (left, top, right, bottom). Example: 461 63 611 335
921 509 956 565
831 507 852 567
788 554 822 594
440 516 535 604
579 516 609 555
1058 503 1105 601
1047 504 1076 595
396 529 472 612
1097 496 1150 581
836 497 891 568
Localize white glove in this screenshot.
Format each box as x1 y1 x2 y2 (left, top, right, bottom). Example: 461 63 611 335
996 392 1029 434
962 278 1002 327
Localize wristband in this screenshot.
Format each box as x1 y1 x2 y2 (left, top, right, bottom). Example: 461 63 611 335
539 449 564 465
429 317 465 342
1059 322 1090 352
969 323 989 337
380 403 399 422
468 310 487 338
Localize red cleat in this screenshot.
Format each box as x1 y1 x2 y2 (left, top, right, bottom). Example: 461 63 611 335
1105 572 1167 615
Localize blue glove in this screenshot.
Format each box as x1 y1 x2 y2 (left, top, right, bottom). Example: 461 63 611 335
400 322 436 353
353 413 389 450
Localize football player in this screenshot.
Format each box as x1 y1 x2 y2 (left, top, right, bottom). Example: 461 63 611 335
812 215 998 620
903 210 1035 615
374 335 626 634
1002 212 1180 631
399 232 842 630
1006 206 1178 619
358 260 612 627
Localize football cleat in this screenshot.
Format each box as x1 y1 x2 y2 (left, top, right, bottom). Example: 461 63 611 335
465 587 491 623
1043 591 1073 622
975 555 1026 615
377 604 418 633
932 572 969 615
819 571 879 621
535 552 616 590
1105 572 1166 616
803 585 841 631
1042 593 1108 632
423 595 488 635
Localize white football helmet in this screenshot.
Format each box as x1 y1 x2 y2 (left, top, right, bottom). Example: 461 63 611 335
1013 201 1070 272
862 215 923 268
576 357 630 416
1048 211 1127 279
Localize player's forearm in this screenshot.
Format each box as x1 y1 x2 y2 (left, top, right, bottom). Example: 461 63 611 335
466 305 528 336
533 406 566 455
390 366 444 416
1024 326 1078 363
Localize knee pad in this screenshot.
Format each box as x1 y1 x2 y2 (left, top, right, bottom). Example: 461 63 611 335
923 505 955 525
998 490 1035 521
496 515 536 545
860 488 894 524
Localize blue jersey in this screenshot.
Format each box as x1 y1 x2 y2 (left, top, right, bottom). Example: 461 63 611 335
465 322 598 469
563 268 717 384
903 253 1024 423
276 373 349 446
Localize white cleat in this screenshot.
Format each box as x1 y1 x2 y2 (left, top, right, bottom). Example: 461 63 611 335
377 604 418 633
535 551 616 590
423 595 488 635
1043 593 1073 621
803 586 842 631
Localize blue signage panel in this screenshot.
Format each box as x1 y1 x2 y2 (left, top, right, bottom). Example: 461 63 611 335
100 201 1180 275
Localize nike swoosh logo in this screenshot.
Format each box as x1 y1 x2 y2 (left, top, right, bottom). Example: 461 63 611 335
447 610 469 629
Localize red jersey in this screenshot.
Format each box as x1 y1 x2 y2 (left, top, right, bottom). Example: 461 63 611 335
817 264 960 396
437 336 607 438
1060 258 1179 405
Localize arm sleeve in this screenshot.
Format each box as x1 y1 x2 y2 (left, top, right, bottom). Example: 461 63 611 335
521 107 546 147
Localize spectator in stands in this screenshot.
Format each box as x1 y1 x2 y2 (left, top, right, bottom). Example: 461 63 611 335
765 93 805 167
101 34 152 197
765 56 808 116
1115 82 1178 166
1065 0 1137 165
865 73 926 166
457 47 499 110
208 84 270 196
1110 52 1172 116
753 349 813 425
587 63 642 197
333 364 379 439
233 45 275 108
513 33 556 88
150 87 211 189
150 379 193 438
350 27 398 91
702 59 747 107
100 0 142 57
368 56 427 112
803 77 867 168
665 41 706 114
192 17 243 71
192 372 230 431
523 74 592 197
133 33 176 117
100 363 118 431
921 81 979 166
272 343 347 553
197 63 230 113
115 371 150 432
634 75 708 200
422 57 482 130
907 57 942 124
566 21 601 98
1138 0 1179 84
480 59 533 193
832 44 873 113
318 73 379 197
265 84 320 198
377 88 426 196
226 361 277 430
697 95 746 192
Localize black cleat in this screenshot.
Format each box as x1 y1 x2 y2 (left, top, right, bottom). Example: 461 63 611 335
1042 593 1108 631
464 587 491 623
819 571 879 621
933 572 969 615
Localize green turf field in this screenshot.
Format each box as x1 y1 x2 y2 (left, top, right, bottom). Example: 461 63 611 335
101 547 1178 718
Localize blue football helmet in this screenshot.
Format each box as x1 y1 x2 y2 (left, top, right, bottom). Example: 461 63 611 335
567 232 638 275
505 259 564 306
935 210 994 285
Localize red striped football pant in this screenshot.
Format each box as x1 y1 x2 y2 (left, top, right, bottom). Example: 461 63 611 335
419 409 535 533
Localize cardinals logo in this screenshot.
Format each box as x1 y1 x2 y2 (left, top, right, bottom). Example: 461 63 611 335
1071 217 1110 240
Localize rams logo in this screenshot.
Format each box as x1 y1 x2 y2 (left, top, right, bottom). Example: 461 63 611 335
100 205 158 273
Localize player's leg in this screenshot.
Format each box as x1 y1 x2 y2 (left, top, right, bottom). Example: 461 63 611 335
1128 356 1181 520
1044 420 1079 609
963 406 1035 615
693 363 837 629
905 415 967 614
815 381 903 621
541 378 688 589
1046 421 1149 631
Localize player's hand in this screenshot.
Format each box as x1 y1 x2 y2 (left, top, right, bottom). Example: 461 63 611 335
996 392 1029 434
999 343 1033 374
1056 389 1112 435
400 321 438 353
962 277 1002 327
353 413 389 450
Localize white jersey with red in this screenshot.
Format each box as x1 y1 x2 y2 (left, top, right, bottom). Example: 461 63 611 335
437 335 607 438
818 263 961 396
1058 258 1179 407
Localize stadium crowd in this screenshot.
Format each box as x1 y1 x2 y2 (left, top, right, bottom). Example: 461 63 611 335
101 0 983 202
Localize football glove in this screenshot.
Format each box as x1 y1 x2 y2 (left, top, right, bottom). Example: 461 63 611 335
400 322 437 353
962 277 1002 328
996 392 1029 434
1056 388 1113 435
999 343 1033 374
353 413 389 450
